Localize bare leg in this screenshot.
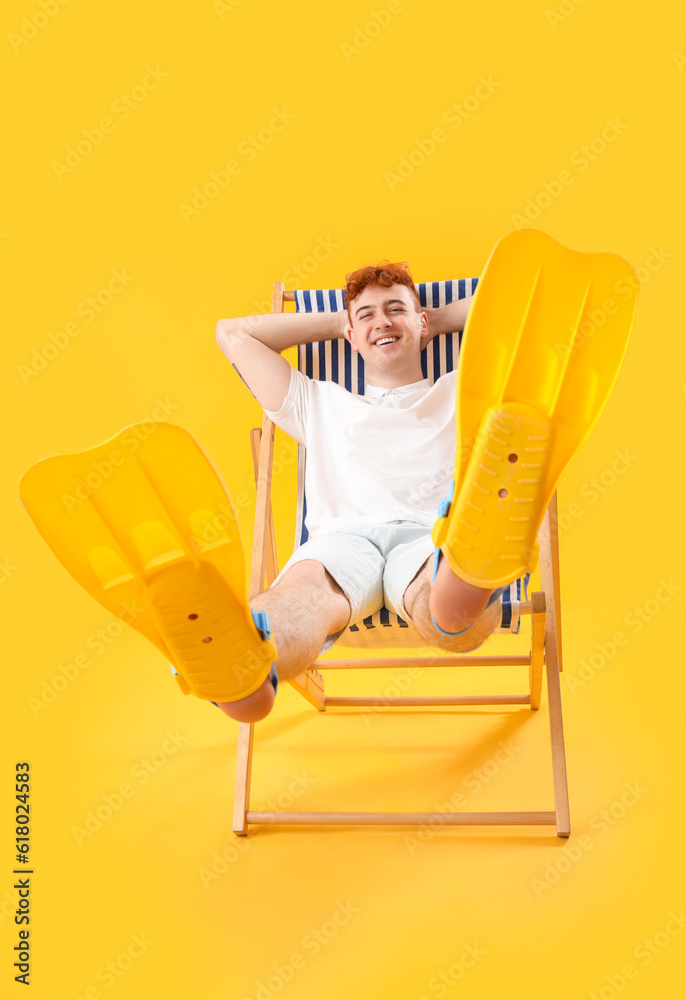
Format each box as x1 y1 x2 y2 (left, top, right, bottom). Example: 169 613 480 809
216 560 350 722
429 554 494 633
403 557 500 652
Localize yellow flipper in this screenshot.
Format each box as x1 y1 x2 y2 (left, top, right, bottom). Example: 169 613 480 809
19 422 276 703
432 229 639 589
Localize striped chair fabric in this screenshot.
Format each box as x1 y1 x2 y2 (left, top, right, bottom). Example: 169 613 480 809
291 277 529 649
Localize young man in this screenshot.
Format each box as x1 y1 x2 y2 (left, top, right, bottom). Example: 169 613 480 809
214 261 504 724
21 235 634 727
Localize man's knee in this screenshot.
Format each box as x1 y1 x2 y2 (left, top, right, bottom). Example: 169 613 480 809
402 557 432 619
272 559 344 596
413 599 498 652
257 560 349 618
251 559 351 655
415 618 487 652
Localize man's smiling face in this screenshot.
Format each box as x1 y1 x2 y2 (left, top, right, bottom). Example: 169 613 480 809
345 283 429 371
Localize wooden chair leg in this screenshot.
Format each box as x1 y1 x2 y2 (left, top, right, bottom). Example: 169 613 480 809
250 427 279 588
232 722 255 836
537 503 571 836
250 424 327 710
287 668 326 711
529 591 546 710
249 415 277 601
543 596 571 838
548 492 564 672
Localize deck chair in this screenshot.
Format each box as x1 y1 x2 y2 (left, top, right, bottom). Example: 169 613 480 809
233 275 569 838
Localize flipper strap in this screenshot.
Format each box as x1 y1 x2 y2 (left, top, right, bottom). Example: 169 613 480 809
251 608 278 694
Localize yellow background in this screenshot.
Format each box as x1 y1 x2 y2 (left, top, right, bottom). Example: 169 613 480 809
2 1 685 998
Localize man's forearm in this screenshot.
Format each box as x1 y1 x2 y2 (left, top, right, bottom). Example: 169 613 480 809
217 308 347 353
425 295 474 340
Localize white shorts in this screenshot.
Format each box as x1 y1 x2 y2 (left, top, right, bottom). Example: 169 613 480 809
268 520 435 653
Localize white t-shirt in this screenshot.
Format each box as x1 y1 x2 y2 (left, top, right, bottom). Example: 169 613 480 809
263 367 457 537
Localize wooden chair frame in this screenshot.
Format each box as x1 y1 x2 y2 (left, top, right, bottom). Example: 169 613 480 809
232 281 570 839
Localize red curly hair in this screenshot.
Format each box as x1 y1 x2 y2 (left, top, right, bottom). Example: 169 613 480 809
344 260 421 325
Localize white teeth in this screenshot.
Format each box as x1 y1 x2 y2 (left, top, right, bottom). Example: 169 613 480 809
375 337 398 346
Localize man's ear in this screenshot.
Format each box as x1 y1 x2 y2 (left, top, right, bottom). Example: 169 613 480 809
419 310 429 339
346 322 359 353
